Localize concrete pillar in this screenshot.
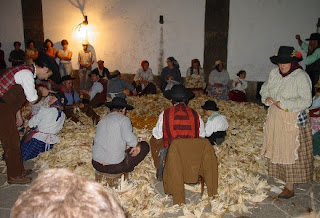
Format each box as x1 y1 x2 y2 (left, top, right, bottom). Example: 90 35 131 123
21 0 44 50
203 0 230 80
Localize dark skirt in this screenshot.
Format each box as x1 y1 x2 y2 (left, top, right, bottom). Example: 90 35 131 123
21 138 54 161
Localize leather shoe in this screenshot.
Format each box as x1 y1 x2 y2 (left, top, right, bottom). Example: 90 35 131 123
8 176 32 184
278 187 294 199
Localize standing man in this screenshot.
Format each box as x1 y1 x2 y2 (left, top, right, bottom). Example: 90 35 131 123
296 33 320 95
78 40 95 90
0 42 6 70
0 52 57 184
9 41 25 67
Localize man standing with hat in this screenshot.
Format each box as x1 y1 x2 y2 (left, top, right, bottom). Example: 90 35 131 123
0 52 57 184
151 84 205 180
78 40 95 90
59 75 100 124
92 97 150 174
201 100 228 145
296 33 320 94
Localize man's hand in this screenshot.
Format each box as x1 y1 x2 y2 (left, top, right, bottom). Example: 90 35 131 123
129 145 141 157
295 34 301 40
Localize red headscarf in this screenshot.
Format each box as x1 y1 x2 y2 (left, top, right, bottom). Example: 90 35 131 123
141 60 149 71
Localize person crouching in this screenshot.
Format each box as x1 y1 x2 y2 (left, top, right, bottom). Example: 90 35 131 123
92 97 150 174
201 100 228 145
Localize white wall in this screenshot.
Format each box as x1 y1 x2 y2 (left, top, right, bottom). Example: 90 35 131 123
228 0 320 81
42 0 205 76
0 0 25 67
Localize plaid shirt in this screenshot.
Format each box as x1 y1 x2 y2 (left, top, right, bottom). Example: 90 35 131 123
0 65 34 97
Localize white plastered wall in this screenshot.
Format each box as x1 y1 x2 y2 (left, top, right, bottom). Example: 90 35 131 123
228 0 320 81
41 0 205 76
0 0 25 67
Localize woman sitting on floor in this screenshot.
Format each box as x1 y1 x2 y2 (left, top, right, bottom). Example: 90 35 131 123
160 57 181 91
185 59 206 95
133 60 157 95
207 60 230 100
21 93 66 161
229 70 248 102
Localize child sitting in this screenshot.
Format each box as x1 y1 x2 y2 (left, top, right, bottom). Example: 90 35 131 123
229 70 248 102
201 100 228 145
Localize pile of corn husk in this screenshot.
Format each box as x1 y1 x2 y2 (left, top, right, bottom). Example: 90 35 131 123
0 93 318 217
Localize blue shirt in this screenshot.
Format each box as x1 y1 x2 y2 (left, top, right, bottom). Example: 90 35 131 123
64 91 80 105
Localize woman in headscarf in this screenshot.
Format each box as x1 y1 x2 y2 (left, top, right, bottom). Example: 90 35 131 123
133 60 157 95
20 93 66 161
207 60 230 100
160 57 181 91
185 59 206 96
260 46 313 199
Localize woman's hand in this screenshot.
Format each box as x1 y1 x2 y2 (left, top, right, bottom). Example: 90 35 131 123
265 97 275 105
274 101 282 109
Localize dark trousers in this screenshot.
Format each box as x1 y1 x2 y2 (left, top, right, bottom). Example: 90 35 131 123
64 104 99 123
132 81 157 95
206 131 226 145
92 141 150 174
0 102 25 179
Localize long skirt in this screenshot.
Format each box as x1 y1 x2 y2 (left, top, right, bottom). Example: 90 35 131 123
229 90 247 102
21 138 54 161
268 121 313 183
207 85 229 100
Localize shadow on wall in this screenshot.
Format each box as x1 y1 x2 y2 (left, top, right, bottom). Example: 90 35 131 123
67 0 86 17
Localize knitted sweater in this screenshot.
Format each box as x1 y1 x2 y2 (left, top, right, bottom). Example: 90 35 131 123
260 68 312 112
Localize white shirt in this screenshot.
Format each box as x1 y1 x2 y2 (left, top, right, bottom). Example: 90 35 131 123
89 81 103 100
205 112 228 137
14 69 38 102
92 112 138 164
28 107 66 144
152 109 206 139
231 78 248 93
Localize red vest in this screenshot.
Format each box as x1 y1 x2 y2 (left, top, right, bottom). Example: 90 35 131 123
163 104 200 147
98 78 107 103
0 65 34 97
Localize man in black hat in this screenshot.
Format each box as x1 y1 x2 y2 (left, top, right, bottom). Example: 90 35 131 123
201 100 228 145
296 33 320 94
92 97 150 174
59 75 100 124
151 84 205 180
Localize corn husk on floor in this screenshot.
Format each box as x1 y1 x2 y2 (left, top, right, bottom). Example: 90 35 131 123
0 93 319 217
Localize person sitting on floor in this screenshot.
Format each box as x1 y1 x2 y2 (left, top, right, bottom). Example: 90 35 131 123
107 70 137 99
207 60 230 100
229 70 248 102
59 75 100 124
20 93 66 161
133 60 157 95
151 84 205 180
201 100 228 145
92 97 150 174
81 71 106 108
29 83 53 118
91 60 110 80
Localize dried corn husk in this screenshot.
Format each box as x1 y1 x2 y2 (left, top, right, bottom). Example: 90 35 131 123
0 93 318 217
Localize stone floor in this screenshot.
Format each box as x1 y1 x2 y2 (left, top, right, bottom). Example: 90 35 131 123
0 161 319 218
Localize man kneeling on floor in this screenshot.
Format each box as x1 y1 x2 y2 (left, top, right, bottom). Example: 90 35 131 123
92 97 150 174
151 84 205 180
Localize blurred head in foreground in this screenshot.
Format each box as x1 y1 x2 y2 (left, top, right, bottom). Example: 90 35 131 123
11 168 126 218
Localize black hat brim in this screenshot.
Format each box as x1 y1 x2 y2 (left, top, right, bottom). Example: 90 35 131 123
163 89 195 101
201 105 219 111
269 56 301 65
105 102 134 110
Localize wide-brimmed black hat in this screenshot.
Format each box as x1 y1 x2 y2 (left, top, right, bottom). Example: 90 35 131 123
201 100 219 111
109 70 121 79
61 75 75 82
163 84 195 101
105 97 134 110
306 33 320 41
270 46 302 64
